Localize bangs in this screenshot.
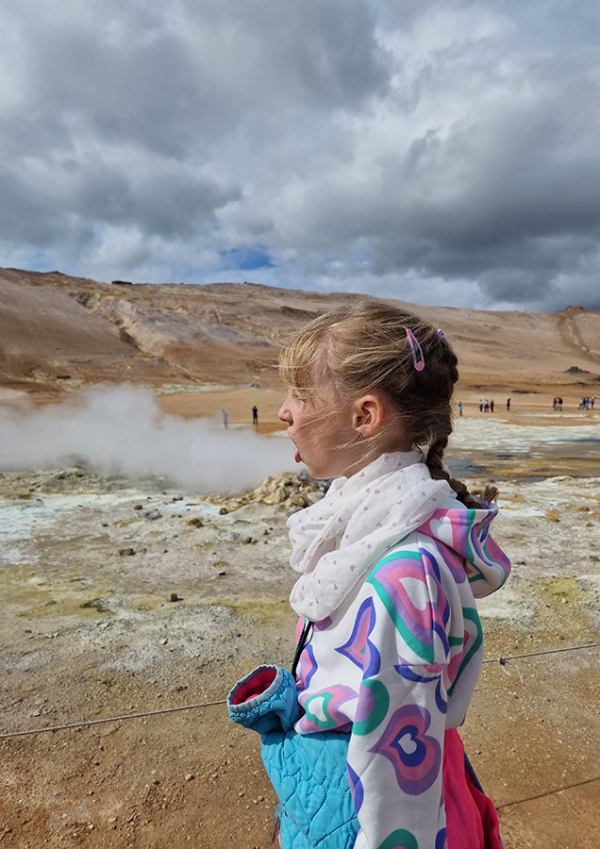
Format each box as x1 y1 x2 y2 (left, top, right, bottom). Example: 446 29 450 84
279 335 317 396
279 316 333 397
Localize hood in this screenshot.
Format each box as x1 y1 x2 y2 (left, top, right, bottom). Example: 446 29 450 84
418 500 511 598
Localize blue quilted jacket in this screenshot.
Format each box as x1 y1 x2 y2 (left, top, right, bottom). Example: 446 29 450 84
228 665 359 848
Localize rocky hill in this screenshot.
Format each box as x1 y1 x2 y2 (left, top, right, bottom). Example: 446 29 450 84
2 267 600 400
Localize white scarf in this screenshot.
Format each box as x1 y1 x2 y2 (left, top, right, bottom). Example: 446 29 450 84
287 451 455 620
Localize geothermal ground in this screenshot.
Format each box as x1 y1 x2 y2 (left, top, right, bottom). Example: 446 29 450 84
1 269 600 847
1 415 600 849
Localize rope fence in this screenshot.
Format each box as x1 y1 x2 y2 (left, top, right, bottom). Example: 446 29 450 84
1 641 599 741
2 639 599 811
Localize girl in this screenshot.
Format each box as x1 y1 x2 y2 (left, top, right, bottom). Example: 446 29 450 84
228 301 510 849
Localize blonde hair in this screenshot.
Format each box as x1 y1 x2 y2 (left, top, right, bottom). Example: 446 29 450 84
280 299 494 507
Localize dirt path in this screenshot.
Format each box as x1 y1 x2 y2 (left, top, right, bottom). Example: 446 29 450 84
558 307 600 364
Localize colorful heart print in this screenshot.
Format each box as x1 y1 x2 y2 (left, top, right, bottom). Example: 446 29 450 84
370 704 441 795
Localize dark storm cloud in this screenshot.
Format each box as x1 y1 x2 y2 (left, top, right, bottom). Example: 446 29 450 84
0 0 388 267
0 0 599 310
250 2 600 310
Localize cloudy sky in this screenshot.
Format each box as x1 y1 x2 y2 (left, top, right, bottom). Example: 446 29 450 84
1 0 599 312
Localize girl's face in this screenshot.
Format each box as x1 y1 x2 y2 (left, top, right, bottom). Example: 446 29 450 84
277 385 359 480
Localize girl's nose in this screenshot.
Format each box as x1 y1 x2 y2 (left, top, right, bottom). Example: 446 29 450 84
278 396 292 424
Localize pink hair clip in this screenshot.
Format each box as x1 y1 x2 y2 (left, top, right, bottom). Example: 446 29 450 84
405 328 425 371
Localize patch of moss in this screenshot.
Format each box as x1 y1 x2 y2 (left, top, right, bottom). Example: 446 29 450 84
209 597 294 626
133 596 165 612
539 576 585 605
80 598 112 614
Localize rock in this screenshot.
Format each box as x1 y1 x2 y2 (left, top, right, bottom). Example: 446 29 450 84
168 593 180 602
187 517 203 528
185 774 195 782
219 507 228 515
142 509 162 520
118 547 136 556
285 493 308 510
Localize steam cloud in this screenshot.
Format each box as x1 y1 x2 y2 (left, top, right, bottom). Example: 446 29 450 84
0 387 295 492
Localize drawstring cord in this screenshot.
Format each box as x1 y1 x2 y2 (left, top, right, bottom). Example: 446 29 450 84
291 618 313 678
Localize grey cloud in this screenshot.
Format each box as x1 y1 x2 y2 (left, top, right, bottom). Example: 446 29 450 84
264 23 600 309
1 0 599 311
0 0 388 261
4 0 388 160
74 166 239 238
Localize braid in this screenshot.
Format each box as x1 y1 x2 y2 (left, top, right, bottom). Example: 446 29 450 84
426 430 499 509
425 436 450 483
426 436 482 508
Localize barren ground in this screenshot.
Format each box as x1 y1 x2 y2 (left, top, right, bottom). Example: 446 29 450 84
1 269 600 846
1 415 600 849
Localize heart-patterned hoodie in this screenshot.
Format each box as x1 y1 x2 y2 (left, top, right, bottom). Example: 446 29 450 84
289 452 510 849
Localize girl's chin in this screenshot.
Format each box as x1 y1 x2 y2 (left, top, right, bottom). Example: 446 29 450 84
294 449 302 463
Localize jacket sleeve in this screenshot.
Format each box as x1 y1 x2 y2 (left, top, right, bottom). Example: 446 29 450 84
228 665 360 848
345 551 451 849
227 665 302 733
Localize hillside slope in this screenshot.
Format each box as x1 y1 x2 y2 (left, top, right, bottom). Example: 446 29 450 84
1 267 599 399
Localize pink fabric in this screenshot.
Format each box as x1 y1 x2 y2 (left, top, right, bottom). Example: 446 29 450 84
443 729 503 849
230 668 277 705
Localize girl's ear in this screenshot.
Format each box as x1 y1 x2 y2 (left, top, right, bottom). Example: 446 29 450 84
352 394 385 438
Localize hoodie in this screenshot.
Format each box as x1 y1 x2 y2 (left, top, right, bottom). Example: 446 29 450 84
291 496 510 849
228 458 510 849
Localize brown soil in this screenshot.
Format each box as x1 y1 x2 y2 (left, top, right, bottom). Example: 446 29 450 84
2 267 600 848
1 461 600 849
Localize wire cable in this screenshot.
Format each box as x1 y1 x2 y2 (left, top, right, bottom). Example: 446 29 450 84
0 698 226 740
1 640 599 741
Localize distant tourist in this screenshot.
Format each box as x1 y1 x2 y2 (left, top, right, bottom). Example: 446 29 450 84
228 302 510 849
506 398 511 411
252 405 258 425
458 402 463 416
222 409 229 429
490 399 494 413
479 398 484 412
